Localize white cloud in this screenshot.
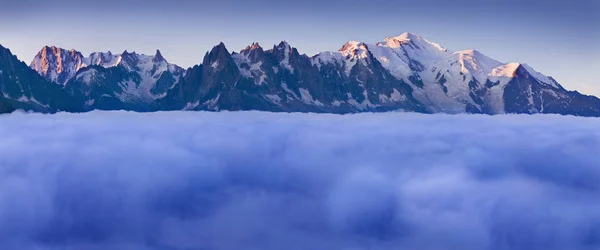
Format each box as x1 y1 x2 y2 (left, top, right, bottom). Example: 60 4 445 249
0 111 600 250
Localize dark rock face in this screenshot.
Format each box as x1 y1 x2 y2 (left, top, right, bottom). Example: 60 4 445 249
153 50 165 63
153 40 600 117
0 45 82 113
2 39 600 116
154 42 428 114
503 65 600 116
0 98 15 114
156 43 284 112
466 79 495 114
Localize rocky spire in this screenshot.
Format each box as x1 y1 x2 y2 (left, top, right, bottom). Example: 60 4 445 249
153 49 165 63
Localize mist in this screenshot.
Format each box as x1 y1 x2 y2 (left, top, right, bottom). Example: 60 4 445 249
0 111 599 250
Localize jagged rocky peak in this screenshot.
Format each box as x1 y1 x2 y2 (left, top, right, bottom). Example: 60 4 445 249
270 41 294 57
274 41 291 51
241 42 262 53
153 49 165 63
40 45 58 55
208 42 230 58
215 42 228 50
203 42 233 69
1 43 81 113
270 41 301 72
121 50 137 59
30 45 87 85
240 42 265 62
33 45 84 65
11 32 597 116
119 50 141 68
38 46 84 59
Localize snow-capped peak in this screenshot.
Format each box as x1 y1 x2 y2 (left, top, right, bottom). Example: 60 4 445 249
339 41 370 59
339 41 362 50
372 32 452 75
453 49 503 81
314 33 561 95
381 32 448 53
381 32 422 47
489 62 521 78
87 51 120 67
394 32 421 41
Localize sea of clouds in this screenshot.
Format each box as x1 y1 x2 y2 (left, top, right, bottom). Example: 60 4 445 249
0 111 600 250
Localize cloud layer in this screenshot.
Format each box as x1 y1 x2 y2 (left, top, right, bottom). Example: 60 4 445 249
1 111 600 250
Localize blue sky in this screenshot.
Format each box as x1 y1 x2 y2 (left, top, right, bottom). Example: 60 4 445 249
1 0 599 96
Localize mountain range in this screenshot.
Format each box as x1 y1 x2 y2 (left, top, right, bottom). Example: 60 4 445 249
1 32 599 115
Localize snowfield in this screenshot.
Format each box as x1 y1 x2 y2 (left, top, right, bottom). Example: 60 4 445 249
1 111 600 250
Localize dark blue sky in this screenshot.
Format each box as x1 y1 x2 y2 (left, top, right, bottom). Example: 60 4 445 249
1 0 598 95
